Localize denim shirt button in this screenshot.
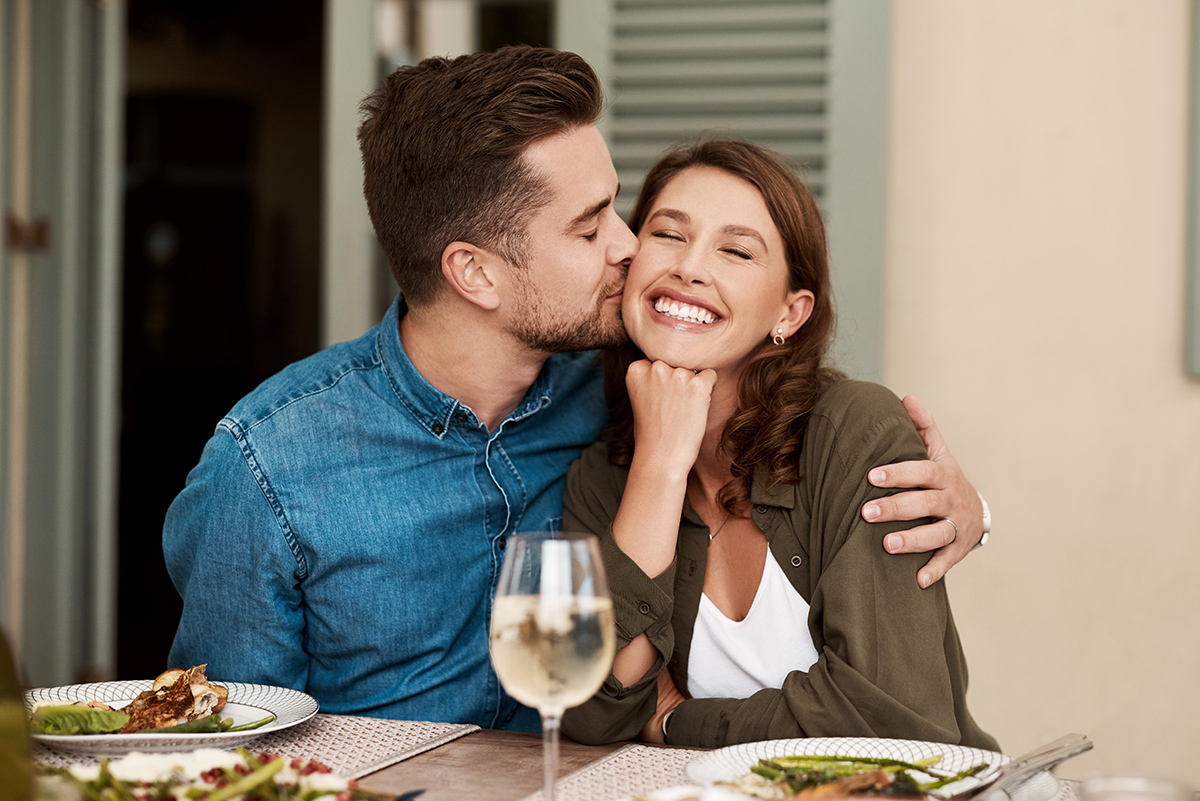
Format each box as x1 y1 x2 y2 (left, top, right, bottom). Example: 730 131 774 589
432 422 444 434
455 412 468 423
498 537 506 551
638 602 651 615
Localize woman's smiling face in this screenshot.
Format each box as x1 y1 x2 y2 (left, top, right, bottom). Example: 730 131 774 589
622 165 813 373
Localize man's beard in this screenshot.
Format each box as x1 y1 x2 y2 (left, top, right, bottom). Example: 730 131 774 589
508 277 629 354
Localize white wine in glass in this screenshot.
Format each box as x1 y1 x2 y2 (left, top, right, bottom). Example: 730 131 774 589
490 532 616 801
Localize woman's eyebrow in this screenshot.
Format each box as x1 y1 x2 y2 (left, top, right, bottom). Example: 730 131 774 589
648 209 767 250
722 224 768 250
647 208 689 224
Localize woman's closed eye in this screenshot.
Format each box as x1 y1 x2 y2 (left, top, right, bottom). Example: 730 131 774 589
721 246 753 260
650 230 684 242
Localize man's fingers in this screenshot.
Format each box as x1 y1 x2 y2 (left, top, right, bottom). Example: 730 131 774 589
901 395 934 431
901 395 949 462
868 459 943 489
883 522 975 589
862 487 944 523
882 525 962 589
881 519 957 553
916 551 954 590
871 398 983 588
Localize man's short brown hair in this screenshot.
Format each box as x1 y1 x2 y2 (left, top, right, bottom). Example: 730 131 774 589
357 46 603 307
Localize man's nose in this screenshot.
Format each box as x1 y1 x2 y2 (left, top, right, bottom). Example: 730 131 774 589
608 216 638 264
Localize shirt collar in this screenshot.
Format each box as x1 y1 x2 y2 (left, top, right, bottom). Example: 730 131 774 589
751 464 797 510
680 464 797 527
376 292 556 439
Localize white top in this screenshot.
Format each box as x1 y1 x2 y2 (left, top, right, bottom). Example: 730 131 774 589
687 551 820 700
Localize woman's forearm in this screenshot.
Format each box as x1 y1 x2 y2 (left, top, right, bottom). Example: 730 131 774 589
611 449 690 578
612 360 714 577
612 632 658 686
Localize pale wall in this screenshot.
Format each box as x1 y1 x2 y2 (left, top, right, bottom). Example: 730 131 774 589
884 0 1200 784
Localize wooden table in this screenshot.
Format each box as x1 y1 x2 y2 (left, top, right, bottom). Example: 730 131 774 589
357 728 628 800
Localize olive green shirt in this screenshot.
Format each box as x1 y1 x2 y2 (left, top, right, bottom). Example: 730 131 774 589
560 379 997 751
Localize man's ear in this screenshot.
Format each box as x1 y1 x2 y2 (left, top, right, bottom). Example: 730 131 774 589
441 241 501 311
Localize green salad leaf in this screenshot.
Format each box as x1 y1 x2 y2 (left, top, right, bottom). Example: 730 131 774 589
31 704 129 735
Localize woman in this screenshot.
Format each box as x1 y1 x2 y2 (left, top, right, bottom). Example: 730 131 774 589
560 139 997 750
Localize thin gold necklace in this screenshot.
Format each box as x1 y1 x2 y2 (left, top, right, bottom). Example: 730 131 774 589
708 512 731 541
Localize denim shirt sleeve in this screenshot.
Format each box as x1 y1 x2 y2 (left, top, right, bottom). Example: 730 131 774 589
163 421 309 690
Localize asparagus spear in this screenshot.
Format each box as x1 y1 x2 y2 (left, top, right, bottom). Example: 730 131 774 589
747 753 993 797
226 714 276 732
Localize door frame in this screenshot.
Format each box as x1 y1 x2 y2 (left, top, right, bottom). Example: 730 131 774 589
0 0 123 684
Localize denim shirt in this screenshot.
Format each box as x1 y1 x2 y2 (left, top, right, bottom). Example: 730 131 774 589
164 293 606 730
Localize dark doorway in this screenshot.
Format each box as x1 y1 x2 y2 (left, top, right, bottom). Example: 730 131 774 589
118 0 323 679
478 1 553 51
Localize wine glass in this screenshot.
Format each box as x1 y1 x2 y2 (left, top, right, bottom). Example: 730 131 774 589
489 531 616 801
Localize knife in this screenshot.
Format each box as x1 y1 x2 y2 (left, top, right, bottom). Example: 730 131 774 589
394 790 426 801
962 733 1093 801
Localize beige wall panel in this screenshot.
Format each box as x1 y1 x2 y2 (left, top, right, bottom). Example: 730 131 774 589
885 0 1200 783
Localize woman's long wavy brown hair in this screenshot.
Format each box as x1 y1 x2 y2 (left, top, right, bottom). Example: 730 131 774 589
605 138 843 515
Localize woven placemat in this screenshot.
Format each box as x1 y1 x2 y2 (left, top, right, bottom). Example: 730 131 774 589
518 743 706 801
34 714 479 779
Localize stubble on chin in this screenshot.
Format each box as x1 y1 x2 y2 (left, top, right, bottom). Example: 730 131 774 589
509 284 629 354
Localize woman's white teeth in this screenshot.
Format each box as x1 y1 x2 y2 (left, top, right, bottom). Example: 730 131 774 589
654 297 717 324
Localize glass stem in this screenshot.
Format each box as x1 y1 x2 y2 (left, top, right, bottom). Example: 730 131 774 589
542 712 561 801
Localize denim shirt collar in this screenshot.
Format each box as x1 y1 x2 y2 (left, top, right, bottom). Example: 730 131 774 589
376 293 555 439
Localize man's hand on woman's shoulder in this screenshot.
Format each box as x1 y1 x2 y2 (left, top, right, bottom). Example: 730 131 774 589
861 395 986 589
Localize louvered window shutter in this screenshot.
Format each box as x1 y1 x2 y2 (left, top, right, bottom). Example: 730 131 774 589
606 0 831 215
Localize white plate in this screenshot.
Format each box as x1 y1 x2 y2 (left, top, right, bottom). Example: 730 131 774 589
615 787 749 801
25 679 319 757
686 737 1009 799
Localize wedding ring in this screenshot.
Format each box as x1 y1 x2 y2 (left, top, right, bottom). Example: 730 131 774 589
943 517 959 543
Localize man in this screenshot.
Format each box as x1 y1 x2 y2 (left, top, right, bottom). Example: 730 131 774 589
165 47 985 731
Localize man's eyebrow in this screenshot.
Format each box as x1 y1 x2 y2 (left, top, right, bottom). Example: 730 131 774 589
565 196 612 233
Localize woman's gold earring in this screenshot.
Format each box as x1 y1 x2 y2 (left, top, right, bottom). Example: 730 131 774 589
772 328 786 345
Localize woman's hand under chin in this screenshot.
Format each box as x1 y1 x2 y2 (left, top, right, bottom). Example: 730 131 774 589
626 359 718 481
